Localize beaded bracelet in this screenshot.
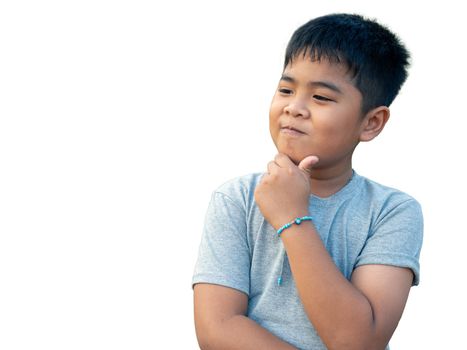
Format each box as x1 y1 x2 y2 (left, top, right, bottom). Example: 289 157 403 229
277 216 313 237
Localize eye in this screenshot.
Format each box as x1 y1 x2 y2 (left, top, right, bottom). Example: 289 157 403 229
278 88 293 95
313 95 333 102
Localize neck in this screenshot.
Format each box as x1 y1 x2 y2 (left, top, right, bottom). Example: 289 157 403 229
309 161 354 198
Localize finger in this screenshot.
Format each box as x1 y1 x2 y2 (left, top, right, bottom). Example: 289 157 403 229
274 153 295 168
298 155 320 175
267 160 280 174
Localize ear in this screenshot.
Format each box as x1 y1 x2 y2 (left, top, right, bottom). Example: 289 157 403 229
359 106 390 142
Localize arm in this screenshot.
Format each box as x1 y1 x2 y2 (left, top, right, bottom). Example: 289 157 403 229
254 153 415 350
194 283 297 350
193 190 296 348
280 221 413 349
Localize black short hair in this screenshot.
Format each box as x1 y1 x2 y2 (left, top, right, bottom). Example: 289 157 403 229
284 13 410 114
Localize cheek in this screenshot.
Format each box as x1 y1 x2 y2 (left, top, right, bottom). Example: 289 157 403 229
269 102 282 129
316 106 357 135
269 100 281 118
315 118 360 153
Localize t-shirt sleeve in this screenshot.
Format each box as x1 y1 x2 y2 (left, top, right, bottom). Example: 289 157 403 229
355 198 424 286
192 191 251 296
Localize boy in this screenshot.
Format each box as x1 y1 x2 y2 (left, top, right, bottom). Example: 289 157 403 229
192 13 423 350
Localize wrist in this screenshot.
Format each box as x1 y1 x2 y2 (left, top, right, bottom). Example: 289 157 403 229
271 216 302 231
277 215 313 237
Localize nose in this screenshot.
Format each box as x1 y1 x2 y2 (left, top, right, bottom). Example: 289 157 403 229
284 99 310 118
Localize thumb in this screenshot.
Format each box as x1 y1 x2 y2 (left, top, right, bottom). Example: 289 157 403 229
298 155 319 175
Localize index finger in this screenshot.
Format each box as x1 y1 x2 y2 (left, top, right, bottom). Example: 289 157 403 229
274 153 295 168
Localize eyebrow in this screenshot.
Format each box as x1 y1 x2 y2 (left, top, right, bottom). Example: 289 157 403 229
280 74 343 94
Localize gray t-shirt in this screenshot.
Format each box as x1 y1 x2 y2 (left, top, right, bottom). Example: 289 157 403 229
192 171 423 349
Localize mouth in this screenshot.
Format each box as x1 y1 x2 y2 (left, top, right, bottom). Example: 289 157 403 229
280 125 306 135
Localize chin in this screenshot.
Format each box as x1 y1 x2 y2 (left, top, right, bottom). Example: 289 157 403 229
276 146 304 166
288 153 302 166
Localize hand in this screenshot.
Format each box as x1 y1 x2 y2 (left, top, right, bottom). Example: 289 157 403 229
254 153 319 230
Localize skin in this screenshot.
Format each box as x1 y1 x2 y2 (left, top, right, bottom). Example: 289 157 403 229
194 56 413 350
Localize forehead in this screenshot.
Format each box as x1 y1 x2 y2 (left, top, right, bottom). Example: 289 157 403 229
282 56 363 106
283 56 355 85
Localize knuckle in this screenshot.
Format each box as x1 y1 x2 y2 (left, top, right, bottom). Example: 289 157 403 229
259 175 269 185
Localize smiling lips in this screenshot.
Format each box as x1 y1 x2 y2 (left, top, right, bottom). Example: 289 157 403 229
280 125 306 136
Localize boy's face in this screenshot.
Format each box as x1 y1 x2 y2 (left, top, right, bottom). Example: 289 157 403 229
269 56 366 169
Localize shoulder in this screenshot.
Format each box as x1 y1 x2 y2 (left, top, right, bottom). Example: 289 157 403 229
352 173 423 239
357 173 422 214
356 173 423 242
212 172 263 209
353 174 424 285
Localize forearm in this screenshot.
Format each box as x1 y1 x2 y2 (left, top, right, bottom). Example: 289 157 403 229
198 314 297 350
281 221 377 350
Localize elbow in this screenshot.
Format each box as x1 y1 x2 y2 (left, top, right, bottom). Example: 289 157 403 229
322 309 385 350
324 327 382 350
325 336 366 350
325 334 386 350
196 329 217 349
195 317 226 350
195 330 209 350
195 322 216 350
327 340 369 350
196 336 212 350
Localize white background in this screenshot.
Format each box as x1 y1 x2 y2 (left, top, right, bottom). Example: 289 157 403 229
1 0 466 349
